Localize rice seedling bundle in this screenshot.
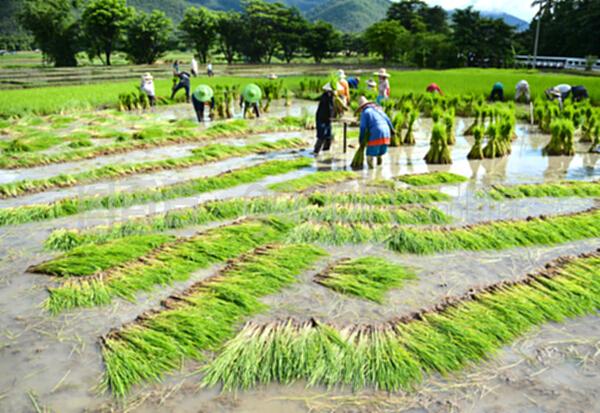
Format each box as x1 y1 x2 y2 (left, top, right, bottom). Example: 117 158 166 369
581 114 597 143
424 122 452 164
101 242 327 396
0 138 306 199
482 123 505 158
203 250 600 391
350 141 366 170
0 158 312 227
267 171 357 193
543 119 576 156
307 189 450 207
464 105 483 136
390 112 404 147
443 110 456 145
315 257 416 303
467 125 485 160
395 172 467 187
403 109 418 145
486 180 600 200
590 122 600 153
46 218 294 314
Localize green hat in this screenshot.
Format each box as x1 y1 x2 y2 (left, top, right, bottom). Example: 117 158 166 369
193 85 214 102
242 84 262 103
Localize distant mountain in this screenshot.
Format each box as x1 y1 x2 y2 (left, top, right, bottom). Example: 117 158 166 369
307 0 391 33
481 11 529 32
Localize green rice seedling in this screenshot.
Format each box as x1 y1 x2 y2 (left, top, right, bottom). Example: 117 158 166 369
395 172 467 186
101 242 326 396
590 122 600 153
0 158 312 227
0 138 306 199
482 123 504 158
315 257 416 303
350 140 366 170
403 109 418 146
30 234 175 277
390 112 404 147
204 250 600 392
544 118 575 156
464 105 483 136
67 139 93 149
443 111 455 145
581 115 596 143
307 189 450 207
486 180 600 200
424 122 452 164
47 218 295 314
268 171 356 193
467 125 485 160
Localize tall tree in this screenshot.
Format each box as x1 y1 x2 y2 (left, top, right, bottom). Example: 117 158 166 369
364 20 410 63
451 7 481 66
122 10 173 65
239 0 287 63
179 7 218 63
215 11 242 65
81 0 132 66
18 0 80 67
386 0 427 32
303 20 341 63
277 7 307 63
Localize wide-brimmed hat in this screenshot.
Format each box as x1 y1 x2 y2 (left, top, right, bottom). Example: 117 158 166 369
374 68 390 78
142 72 153 81
268 73 278 80
366 79 377 87
193 85 214 102
337 69 346 79
357 96 371 111
243 84 262 103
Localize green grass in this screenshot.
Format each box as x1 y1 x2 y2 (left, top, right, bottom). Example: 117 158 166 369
396 172 468 187
267 171 356 192
307 189 450 207
0 158 313 227
315 257 416 303
30 234 174 277
486 180 600 200
46 218 294 314
0 138 306 198
101 242 327 397
203 251 600 391
0 117 308 169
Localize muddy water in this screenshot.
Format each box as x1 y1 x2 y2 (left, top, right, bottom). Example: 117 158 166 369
0 110 599 413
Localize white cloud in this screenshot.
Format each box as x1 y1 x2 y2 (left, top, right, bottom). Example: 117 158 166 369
423 0 537 21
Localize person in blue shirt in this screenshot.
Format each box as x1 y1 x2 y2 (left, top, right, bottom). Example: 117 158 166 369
357 96 395 168
490 82 504 102
347 76 360 89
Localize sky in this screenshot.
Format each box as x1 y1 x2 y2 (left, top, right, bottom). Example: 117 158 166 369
423 0 537 21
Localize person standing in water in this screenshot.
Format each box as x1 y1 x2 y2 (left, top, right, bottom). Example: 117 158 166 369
374 68 391 105
191 57 198 77
313 82 337 155
140 73 156 107
357 96 394 168
192 85 214 122
207 61 214 77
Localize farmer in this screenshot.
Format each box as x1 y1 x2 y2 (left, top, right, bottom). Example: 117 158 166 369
545 84 572 109
357 96 395 168
515 80 530 103
490 82 504 102
172 60 180 74
572 85 589 102
191 57 198 77
337 70 351 106
366 79 377 91
268 73 278 80
240 83 262 118
171 70 191 102
192 85 214 122
140 73 156 107
426 83 443 95
313 82 337 155
374 68 391 104
207 61 214 77
347 76 360 89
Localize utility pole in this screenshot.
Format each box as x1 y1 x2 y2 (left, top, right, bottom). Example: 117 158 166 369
533 6 542 69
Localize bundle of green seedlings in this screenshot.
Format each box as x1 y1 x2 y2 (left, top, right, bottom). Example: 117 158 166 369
203 249 600 391
0 138 306 199
46 218 295 314
467 125 485 159
403 107 419 145
390 112 404 147
314 256 415 303
464 105 484 136
101 242 327 396
350 139 366 170
0 117 310 169
288 207 600 254
307 188 450 207
443 109 456 145
543 118 576 156
482 123 508 158
267 170 356 193
296 78 327 100
485 180 600 200
581 113 597 143
0 158 313 227
118 90 152 112
424 122 452 164
590 122 600 153
396 171 467 187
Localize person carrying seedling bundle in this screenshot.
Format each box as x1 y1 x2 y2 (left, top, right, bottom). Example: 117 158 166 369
192 85 215 122
489 82 504 102
191 57 198 77
515 80 530 103
357 96 394 168
240 83 262 118
337 70 351 105
171 70 191 102
375 68 391 104
313 83 337 155
140 73 156 107
426 83 443 95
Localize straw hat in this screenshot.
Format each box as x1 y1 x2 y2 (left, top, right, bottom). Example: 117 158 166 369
357 96 371 111
142 72 153 81
268 73 278 80
193 85 214 102
367 79 377 88
243 84 262 103
337 69 346 79
374 68 390 78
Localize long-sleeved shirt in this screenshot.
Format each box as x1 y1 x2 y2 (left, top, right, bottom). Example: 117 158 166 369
316 92 335 123
359 104 394 147
378 79 390 99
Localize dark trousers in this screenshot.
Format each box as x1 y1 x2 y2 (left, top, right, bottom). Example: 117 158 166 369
314 121 333 154
171 82 190 102
490 88 504 102
572 86 588 102
243 102 260 118
192 96 214 122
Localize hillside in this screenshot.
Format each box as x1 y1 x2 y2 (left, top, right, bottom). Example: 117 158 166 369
307 0 391 33
128 0 190 22
482 11 529 32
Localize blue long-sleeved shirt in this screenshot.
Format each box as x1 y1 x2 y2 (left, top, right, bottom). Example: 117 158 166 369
359 105 393 146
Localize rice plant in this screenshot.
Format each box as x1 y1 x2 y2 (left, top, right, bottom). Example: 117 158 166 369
424 122 452 164
395 172 467 187
306 189 450 207
403 109 419 146
0 158 313 227
203 250 600 391
101 243 327 396
482 123 505 158
315 257 416 303
544 119 576 156
267 171 356 193
467 125 485 160
486 180 600 200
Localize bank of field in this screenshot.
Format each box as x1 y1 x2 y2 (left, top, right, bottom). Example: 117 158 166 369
1 68 600 118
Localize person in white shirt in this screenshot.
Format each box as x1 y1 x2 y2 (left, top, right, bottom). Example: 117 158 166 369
207 61 214 77
191 57 198 77
515 80 530 103
545 84 571 109
140 73 156 107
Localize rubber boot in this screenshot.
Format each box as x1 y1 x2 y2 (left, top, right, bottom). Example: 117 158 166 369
377 156 383 165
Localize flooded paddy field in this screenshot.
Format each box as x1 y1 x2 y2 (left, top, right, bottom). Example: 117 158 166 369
0 98 599 413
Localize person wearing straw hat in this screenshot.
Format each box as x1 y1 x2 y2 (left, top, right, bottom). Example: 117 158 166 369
140 72 156 107
357 96 394 168
374 68 391 105
366 79 377 91
268 73 278 80
192 85 214 122
313 82 338 155
337 69 350 106
240 83 262 118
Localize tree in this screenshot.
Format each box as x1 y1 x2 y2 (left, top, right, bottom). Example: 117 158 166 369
451 7 481 66
82 0 132 66
215 11 243 65
386 0 427 32
122 10 173 64
179 6 217 63
277 7 307 63
364 20 409 63
411 32 457 68
18 0 81 67
303 20 342 63
238 0 288 63
421 6 448 34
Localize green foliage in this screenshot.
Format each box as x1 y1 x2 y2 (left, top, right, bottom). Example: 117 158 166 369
302 20 342 63
486 180 600 200
316 257 416 303
268 171 356 192
467 125 485 159
179 6 217 63
101 242 326 396
364 20 410 63
307 0 389 33
424 122 451 164
122 10 173 64
396 172 467 186
543 118 575 156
